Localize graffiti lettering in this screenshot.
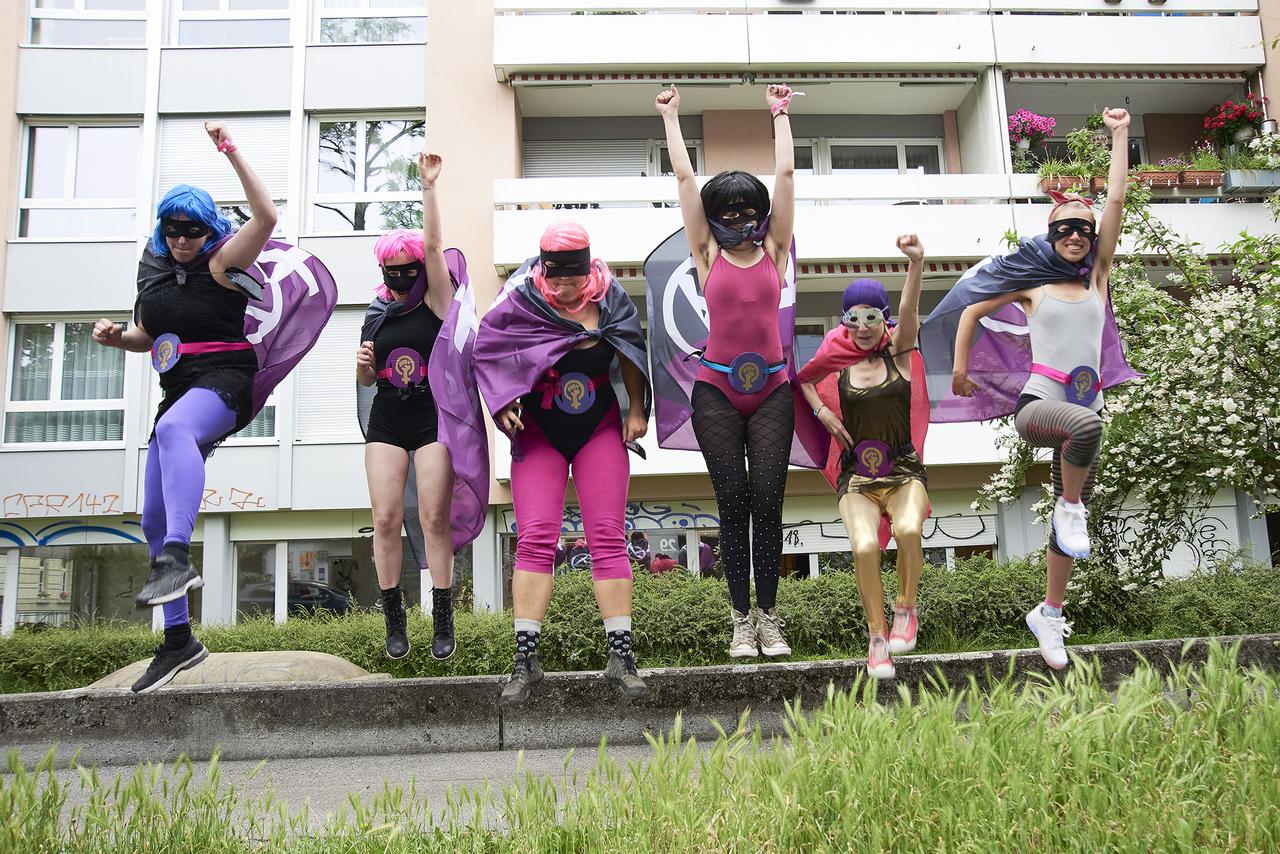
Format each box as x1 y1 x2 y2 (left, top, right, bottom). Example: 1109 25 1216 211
200 487 268 511
3 493 122 518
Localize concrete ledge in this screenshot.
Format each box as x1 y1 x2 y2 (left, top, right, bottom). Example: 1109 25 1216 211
3 634 1277 768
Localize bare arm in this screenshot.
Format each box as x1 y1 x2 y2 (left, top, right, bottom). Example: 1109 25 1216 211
418 151 453 319
893 234 924 368
657 86 715 271
356 341 376 387
93 318 153 353
951 291 1026 395
763 84 796 276
1092 108 1132 290
205 122 277 280
800 378 852 449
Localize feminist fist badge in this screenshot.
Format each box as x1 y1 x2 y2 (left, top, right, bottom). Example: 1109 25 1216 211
152 333 182 374
386 347 423 388
1066 365 1100 406
554 372 596 414
853 439 893 479
728 352 769 394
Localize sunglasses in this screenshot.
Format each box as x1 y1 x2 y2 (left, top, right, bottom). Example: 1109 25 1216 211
842 307 886 328
161 219 212 240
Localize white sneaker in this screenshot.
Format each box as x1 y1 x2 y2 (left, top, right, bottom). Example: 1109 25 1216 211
1052 497 1090 558
866 634 895 680
755 609 791 657
729 609 759 658
1026 605 1073 670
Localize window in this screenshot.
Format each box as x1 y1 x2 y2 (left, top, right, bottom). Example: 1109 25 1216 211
828 140 943 175
294 307 363 442
5 320 127 444
144 369 277 441
19 123 140 239
310 117 425 233
649 141 702 177
315 0 426 44
158 116 289 233
172 0 290 47
28 0 146 47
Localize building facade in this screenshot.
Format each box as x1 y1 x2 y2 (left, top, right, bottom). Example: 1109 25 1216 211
0 0 1275 633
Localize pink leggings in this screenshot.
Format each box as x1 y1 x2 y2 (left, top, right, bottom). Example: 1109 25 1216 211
511 409 632 581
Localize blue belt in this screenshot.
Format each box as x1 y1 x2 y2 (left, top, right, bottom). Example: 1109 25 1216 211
699 357 786 375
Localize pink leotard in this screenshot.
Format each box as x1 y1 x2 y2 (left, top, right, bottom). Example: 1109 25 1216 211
696 252 788 417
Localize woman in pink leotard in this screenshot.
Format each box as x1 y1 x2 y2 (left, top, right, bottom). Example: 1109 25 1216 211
656 83 797 659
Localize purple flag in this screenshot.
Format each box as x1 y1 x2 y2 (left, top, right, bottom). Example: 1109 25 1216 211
642 229 826 468
474 258 650 461
357 249 489 561
918 235 1139 423
239 239 339 416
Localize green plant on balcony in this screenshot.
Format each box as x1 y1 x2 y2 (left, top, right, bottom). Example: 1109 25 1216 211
1133 157 1185 189
1181 143 1225 189
1065 115 1110 181
1037 157 1091 193
1249 133 1280 169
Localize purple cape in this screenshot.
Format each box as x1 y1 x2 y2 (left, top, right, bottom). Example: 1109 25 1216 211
918 235 1139 423
642 229 826 468
357 248 489 559
136 235 339 421
474 258 650 461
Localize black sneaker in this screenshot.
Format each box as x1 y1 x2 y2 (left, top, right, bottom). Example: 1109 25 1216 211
431 588 455 661
134 554 202 608
604 649 652 701
498 652 544 708
383 589 410 660
130 637 208 694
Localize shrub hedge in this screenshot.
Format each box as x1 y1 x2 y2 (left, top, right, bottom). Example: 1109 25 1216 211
1 555 1277 694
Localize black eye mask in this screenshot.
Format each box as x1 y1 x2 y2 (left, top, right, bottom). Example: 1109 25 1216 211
1048 218 1096 246
161 218 212 240
381 262 423 291
716 201 762 230
540 247 592 278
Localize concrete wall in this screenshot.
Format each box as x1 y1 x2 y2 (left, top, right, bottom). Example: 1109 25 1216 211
0 1 22 401
956 68 1004 174
1263 0 1280 122
1143 113 1211 163
702 110 773 175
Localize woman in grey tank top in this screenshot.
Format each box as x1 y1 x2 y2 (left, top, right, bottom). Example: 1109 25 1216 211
949 107 1131 671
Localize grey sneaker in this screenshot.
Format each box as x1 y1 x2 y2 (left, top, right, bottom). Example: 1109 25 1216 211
730 609 759 658
756 608 792 657
604 650 651 700
498 653 544 708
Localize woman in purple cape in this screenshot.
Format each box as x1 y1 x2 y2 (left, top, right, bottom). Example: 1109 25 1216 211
947 108 1133 670
656 82 798 660
356 152 460 663
476 222 652 708
93 122 276 693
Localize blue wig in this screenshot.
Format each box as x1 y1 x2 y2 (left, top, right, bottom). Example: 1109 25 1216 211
150 184 235 257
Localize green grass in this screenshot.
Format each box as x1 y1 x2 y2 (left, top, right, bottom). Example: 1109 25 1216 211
4 642 1279 852
3 557 1278 694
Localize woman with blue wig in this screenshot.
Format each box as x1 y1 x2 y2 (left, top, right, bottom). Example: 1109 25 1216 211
93 121 279 693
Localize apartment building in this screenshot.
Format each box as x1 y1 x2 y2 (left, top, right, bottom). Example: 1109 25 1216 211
0 1 1276 633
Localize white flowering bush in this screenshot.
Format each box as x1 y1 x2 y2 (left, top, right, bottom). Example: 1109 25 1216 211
977 183 1280 584
1247 132 1280 169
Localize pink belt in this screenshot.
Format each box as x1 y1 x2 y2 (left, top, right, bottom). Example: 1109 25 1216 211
1030 363 1102 392
377 365 427 382
151 333 252 374
170 341 252 356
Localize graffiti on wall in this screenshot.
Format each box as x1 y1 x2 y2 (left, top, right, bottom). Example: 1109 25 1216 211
501 500 722 534
781 513 996 550
0 518 144 548
4 493 123 518
200 487 269 511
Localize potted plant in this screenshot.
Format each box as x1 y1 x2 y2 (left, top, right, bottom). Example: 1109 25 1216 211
1037 158 1092 193
1224 133 1280 194
1065 115 1110 191
1180 143 1224 188
1203 93 1268 149
1008 109 1056 173
1134 156 1185 188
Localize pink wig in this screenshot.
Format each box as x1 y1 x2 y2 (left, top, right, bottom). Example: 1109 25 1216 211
532 221 612 313
372 229 425 301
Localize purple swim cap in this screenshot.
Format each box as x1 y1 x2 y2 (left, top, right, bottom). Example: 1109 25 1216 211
841 278 891 321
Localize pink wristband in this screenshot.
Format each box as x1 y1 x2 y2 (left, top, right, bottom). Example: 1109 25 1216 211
216 139 237 154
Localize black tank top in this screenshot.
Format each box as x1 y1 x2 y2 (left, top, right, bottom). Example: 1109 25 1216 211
373 302 443 397
522 341 618 461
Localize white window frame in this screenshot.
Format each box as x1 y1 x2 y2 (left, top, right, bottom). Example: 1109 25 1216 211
311 0 427 45
16 120 141 242
3 316 130 451
817 137 948 176
27 0 147 47
307 113 426 236
169 0 291 47
647 140 704 177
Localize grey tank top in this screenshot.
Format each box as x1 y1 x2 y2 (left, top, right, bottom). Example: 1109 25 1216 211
1022 286 1105 412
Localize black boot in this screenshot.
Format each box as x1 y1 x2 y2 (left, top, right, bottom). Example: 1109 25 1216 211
498 652 544 708
135 544 202 608
382 586 409 660
431 587 455 661
604 649 652 700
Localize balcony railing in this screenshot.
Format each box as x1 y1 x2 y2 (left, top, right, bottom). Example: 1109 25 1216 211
496 1 1256 15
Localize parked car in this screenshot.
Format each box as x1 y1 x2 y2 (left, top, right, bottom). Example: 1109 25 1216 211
238 581 353 616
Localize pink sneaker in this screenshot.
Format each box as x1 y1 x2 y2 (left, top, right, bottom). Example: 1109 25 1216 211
867 633 895 680
888 605 918 654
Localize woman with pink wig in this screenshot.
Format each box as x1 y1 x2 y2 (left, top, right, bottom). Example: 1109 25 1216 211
356 152 458 662
475 221 653 707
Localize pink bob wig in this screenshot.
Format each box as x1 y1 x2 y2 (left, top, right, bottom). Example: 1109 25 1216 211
372 229 425 301
532 221 612 313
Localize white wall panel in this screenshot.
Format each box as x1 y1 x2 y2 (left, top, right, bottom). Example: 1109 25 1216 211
746 13 995 69
993 15 1263 70
16 48 147 116
298 236 383 305
3 241 139 313
304 45 426 111
158 47 292 113
0 450 131 517
289 445 370 511
494 13 749 72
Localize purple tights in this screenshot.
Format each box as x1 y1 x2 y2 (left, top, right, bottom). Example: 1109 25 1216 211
141 388 237 627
